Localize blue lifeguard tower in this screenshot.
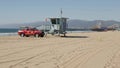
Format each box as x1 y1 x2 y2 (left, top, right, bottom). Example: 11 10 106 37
49 17 68 36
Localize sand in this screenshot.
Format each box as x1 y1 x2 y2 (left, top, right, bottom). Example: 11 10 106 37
0 31 120 68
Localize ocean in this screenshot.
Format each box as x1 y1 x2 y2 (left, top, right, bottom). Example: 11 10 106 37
0 28 18 36
0 28 92 36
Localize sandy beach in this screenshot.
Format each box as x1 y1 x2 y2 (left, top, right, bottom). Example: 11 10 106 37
0 31 120 68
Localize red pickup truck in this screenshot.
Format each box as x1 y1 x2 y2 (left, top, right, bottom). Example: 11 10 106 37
18 27 45 37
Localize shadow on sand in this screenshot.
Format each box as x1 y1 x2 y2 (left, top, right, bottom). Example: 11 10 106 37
61 36 89 38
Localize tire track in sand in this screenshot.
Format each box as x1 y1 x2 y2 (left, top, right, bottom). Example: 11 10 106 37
0 38 81 68
0 38 74 58
60 42 119 68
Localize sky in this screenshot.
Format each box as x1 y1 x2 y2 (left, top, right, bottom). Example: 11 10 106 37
0 0 120 25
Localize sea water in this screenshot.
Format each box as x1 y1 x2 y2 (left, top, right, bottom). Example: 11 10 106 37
0 28 18 36
0 28 92 36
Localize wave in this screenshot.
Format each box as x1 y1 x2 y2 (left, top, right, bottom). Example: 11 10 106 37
0 32 18 36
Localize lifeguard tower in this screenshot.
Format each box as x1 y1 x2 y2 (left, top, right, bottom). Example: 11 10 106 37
49 17 68 36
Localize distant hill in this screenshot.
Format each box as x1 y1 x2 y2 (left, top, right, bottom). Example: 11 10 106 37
0 19 120 29
67 20 120 29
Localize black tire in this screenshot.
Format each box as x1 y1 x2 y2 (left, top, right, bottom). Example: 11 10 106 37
35 34 40 37
20 33 25 37
40 32 45 37
40 35 44 37
26 35 30 37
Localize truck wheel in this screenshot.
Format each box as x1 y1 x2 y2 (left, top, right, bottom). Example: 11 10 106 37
35 34 40 37
20 33 25 37
40 32 45 37
26 35 29 37
40 35 44 37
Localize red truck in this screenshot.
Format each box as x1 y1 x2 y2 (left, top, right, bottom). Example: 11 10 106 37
18 27 45 37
